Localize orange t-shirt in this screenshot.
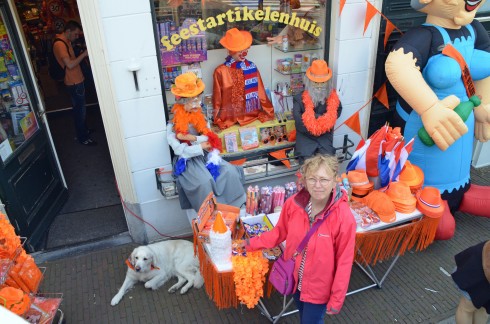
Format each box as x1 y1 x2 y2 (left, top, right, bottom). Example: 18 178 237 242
53 34 84 86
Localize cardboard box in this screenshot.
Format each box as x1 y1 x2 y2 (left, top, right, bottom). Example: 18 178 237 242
194 192 243 243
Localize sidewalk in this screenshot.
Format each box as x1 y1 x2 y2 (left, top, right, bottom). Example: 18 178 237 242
35 213 488 323
34 167 490 323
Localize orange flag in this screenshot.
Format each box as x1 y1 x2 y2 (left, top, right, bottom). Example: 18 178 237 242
269 149 291 168
229 158 247 166
374 83 389 109
345 111 361 137
339 0 347 16
384 20 395 50
364 2 378 35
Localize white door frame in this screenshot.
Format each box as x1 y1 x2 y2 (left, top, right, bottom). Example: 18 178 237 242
75 0 137 204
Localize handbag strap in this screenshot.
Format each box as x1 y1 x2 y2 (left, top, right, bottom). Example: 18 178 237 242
293 211 331 258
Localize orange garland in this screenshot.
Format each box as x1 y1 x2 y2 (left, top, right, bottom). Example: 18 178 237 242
232 251 269 308
171 103 211 136
301 89 340 136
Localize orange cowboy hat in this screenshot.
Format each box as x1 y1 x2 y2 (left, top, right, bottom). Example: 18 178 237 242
306 60 332 83
416 187 444 219
347 169 374 202
170 72 205 98
385 182 416 213
398 161 424 193
219 28 253 52
363 190 396 223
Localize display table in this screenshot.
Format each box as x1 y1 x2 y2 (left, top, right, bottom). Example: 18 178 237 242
194 208 438 323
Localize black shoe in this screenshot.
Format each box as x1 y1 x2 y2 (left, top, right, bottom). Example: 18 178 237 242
80 138 97 146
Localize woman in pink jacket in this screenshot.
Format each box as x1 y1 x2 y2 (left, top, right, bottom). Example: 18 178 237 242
245 154 356 323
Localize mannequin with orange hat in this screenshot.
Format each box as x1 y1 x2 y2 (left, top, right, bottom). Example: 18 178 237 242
385 0 490 239
212 28 275 130
293 59 341 164
167 72 245 213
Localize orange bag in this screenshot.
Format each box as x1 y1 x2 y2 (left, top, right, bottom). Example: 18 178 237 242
18 256 42 293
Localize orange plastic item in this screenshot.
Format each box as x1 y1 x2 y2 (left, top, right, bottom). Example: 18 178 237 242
18 256 42 293
0 286 31 315
212 212 228 234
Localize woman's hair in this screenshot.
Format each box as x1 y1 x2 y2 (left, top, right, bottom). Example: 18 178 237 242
300 154 338 182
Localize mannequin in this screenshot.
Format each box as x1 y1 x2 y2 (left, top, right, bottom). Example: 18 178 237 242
212 28 274 130
167 72 245 213
293 59 341 164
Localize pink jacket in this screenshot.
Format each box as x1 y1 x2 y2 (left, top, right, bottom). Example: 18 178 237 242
247 187 356 312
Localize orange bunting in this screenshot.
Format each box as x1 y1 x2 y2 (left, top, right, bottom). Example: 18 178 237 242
364 1 378 35
229 158 247 166
339 0 347 16
269 149 291 168
374 83 389 109
344 112 362 137
384 21 395 50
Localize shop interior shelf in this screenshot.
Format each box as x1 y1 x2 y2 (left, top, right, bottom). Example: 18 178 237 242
273 43 322 53
274 68 305 75
24 292 63 324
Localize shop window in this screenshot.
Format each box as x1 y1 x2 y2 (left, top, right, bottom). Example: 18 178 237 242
152 0 330 175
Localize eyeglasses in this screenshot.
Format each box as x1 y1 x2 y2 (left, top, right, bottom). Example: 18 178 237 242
306 177 332 186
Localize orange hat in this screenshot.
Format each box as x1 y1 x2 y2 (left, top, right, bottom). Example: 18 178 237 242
416 187 444 218
348 170 374 202
399 161 424 191
306 60 332 83
171 72 205 98
386 182 416 212
219 28 253 52
212 211 228 233
362 191 396 223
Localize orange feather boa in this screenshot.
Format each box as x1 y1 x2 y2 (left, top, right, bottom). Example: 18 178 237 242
301 89 340 136
171 104 222 151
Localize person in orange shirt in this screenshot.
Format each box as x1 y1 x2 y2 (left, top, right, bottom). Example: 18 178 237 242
53 20 95 146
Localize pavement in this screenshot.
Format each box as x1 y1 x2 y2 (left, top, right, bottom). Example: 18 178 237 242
32 167 490 324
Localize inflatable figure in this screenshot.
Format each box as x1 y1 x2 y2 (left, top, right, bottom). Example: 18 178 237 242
385 0 490 239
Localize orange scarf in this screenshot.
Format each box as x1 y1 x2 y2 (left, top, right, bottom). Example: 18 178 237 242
301 90 340 136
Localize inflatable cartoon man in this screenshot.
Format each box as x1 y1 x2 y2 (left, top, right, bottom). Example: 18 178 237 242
385 0 490 239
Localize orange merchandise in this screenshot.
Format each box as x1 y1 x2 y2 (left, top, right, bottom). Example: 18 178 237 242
398 161 424 193
362 191 396 223
385 182 417 213
0 286 31 315
416 187 445 219
347 169 374 202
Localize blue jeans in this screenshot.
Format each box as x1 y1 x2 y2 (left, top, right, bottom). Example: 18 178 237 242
66 82 87 142
293 290 327 324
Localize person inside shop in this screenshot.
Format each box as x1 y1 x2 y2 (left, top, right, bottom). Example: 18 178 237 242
167 72 246 214
243 154 356 323
53 20 95 146
451 240 489 324
293 59 341 164
385 0 490 239
212 28 274 130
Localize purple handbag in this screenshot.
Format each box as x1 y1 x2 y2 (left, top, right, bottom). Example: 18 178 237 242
269 212 330 295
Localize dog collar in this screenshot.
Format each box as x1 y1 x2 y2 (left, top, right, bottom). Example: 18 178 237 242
125 258 160 271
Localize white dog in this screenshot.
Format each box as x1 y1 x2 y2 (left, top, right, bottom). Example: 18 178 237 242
111 240 204 306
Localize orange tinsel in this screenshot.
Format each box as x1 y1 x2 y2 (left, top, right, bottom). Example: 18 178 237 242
301 89 340 136
171 103 222 151
232 251 269 308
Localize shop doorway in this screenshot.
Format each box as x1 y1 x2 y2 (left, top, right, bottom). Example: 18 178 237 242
12 0 128 250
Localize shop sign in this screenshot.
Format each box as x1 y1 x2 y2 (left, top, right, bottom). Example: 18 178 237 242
160 6 323 51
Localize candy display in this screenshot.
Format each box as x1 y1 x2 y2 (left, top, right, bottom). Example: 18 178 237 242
243 222 269 238
350 201 381 229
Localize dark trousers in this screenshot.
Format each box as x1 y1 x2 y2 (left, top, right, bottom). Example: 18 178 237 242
66 82 87 142
293 290 327 324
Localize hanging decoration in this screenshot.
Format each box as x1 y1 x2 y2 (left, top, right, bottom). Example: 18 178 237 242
374 82 389 109
344 111 361 137
363 1 378 35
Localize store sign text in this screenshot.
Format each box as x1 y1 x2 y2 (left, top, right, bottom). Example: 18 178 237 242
160 6 322 51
